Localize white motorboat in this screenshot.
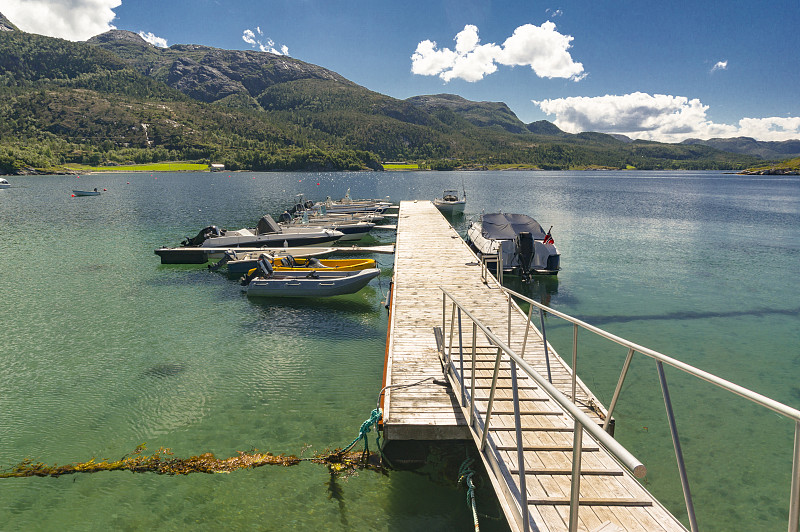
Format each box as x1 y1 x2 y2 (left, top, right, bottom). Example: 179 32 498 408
0 178 9 189
466 213 560 275
306 189 393 215
244 257 380 297
434 189 466 213
154 245 337 264
278 210 375 241
181 215 344 248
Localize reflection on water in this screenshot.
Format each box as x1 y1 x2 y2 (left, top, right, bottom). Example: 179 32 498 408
502 274 559 307
0 171 797 531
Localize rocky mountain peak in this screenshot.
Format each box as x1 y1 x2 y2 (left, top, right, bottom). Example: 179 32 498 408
87 29 149 46
0 11 20 32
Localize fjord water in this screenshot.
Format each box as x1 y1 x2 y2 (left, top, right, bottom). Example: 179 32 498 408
0 170 798 530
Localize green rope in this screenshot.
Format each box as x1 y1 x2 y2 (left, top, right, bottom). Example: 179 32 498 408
340 408 382 456
458 457 480 531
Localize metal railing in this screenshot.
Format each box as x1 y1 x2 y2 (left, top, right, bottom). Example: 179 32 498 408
495 285 800 532
440 287 647 532
479 251 503 285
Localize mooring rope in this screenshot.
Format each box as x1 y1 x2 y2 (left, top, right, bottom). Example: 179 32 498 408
340 408 382 457
458 457 480 531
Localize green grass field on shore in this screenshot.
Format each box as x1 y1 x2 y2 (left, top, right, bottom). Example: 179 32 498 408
65 162 211 173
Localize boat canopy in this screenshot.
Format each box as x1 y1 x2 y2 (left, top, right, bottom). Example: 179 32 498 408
481 213 546 240
256 215 281 235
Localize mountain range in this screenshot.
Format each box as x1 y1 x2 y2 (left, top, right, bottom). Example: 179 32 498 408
0 12 795 174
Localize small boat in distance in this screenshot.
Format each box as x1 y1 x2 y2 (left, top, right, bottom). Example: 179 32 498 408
434 188 466 213
0 178 10 189
467 212 560 276
73 188 100 196
243 256 380 297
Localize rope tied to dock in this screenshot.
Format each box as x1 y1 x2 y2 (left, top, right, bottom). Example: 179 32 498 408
339 408 382 459
458 457 480 531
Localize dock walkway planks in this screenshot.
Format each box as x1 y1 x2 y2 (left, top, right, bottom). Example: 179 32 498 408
382 200 686 532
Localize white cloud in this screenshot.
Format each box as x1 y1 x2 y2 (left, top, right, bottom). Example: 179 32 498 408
737 117 800 141
711 60 728 72
139 31 167 48
242 29 257 46
411 22 584 83
533 92 800 142
241 27 289 55
2 0 121 41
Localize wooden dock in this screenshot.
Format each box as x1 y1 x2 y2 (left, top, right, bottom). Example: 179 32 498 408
382 200 687 532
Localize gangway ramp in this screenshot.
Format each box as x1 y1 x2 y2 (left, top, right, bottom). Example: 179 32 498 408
382 200 687 532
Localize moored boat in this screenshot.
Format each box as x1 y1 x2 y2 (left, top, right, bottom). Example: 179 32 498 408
243 257 380 297
155 245 336 265
73 189 100 196
466 212 560 276
0 178 10 189
433 189 466 213
278 211 375 241
218 251 376 275
181 214 344 249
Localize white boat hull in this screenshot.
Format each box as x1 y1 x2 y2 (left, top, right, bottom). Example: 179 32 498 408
433 199 466 213
246 268 381 297
467 218 560 275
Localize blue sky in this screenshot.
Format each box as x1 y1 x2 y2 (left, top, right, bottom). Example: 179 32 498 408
4 0 800 142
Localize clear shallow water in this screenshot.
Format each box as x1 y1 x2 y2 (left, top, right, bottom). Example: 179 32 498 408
0 170 798 531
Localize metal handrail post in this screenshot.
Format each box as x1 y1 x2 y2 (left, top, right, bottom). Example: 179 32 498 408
790 421 800 532
510 357 530 532
539 307 553 383
480 347 503 452
571 323 578 402
604 348 635 432
447 302 456 366
470 322 477 426
508 296 512 346
657 360 698 532
520 304 534 359
442 292 446 347
458 308 465 406
498 250 503 284
568 418 583 532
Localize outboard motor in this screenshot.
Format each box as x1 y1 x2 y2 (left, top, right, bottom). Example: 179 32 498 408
516 232 535 273
304 200 314 209
182 225 222 247
306 257 325 268
279 211 293 224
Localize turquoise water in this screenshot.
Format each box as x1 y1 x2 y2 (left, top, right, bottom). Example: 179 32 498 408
1 170 798 530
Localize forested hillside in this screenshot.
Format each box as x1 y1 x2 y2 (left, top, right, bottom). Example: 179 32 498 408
0 17 765 174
